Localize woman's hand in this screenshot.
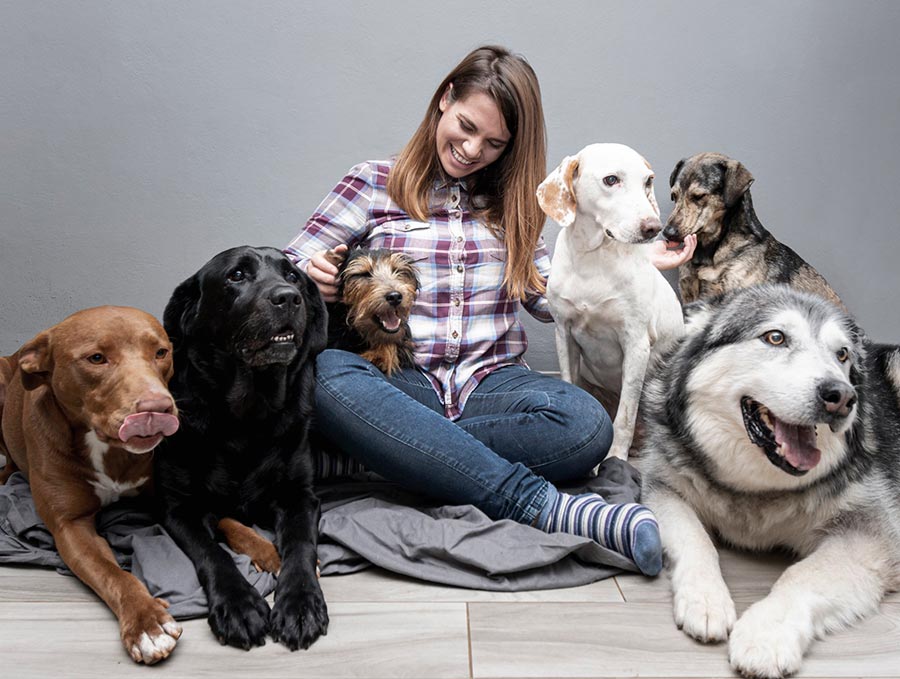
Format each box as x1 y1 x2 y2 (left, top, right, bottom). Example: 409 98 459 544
648 234 697 271
306 244 348 302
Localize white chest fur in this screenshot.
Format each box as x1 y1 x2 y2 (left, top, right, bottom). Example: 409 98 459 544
83 432 149 506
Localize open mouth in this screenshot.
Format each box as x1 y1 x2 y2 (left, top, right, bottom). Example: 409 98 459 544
270 331 295 344
374 309 402 334
450 145 475 166
740 397 821 476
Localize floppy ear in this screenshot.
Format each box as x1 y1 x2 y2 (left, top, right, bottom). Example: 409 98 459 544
300 269 328 357
536 154 579 227
722 159 754 208
18 331 52 391
669 158 686 188
162 275 201 350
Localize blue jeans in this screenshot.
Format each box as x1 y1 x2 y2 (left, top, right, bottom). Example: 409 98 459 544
314 350 613 525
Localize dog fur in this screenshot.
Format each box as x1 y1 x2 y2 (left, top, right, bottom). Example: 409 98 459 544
640 284 900 678
325 247 418 375
0 306 182 664
664 152 845 309
155 245 329 651
538 143 684 461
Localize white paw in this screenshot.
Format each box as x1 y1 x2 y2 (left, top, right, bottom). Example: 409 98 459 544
129 623 182 664
728 600 808 678
673 577 736 643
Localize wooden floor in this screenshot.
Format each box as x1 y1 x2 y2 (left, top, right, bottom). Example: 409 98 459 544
1 548 899 678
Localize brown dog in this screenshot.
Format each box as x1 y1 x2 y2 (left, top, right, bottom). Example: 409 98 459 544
663 152 845 309
0 306 182 664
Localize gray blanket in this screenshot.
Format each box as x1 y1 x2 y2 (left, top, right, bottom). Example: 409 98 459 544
0 459 642 619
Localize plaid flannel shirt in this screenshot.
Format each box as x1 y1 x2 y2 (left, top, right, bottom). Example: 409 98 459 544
285 160 553 420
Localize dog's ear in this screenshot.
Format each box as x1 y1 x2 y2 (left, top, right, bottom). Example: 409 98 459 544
722 159 754 208
536 154 579 227
18 331 52 391
163 274 201 350
669 158 686 189
301 270 328 357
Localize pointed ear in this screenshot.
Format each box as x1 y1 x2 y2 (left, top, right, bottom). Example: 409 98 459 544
536 154 579 227
163 274 201 350
18 331 52 391
722 159 754 208
669 158 686 188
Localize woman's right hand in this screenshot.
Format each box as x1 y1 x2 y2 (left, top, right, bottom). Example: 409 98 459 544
306 244 348 303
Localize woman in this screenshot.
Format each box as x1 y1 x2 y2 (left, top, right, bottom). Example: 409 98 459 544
286 45 691 576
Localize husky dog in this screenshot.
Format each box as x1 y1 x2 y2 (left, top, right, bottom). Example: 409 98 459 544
640 284 900 679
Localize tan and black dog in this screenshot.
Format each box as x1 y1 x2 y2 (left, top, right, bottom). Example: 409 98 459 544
325 247 419 376
663 152 845 309
0 306 182 664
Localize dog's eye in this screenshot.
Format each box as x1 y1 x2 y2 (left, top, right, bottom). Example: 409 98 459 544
602 175 619 187
87 353 107 365
285 271 299 284
156 348 169 359
227 269 245 282
836 347 850 363
761 330 785 346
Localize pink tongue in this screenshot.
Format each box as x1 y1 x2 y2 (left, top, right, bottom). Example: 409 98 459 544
379 310 401 331
774 419 820 471
118 412 180 442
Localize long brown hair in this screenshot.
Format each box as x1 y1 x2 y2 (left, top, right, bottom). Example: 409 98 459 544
387 45 547 300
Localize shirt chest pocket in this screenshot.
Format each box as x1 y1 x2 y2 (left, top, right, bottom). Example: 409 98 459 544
368 221 432 254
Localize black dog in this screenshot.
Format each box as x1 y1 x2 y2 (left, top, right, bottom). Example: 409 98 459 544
155 245 328 650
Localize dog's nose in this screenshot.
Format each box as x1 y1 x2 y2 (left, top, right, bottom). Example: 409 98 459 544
136 396 176 415
817 380 857 417
640 217 662 240
269 285 302 307
662 224 681 241
385 291 402 307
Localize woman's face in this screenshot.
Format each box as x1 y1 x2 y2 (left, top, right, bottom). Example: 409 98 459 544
435 89 511 179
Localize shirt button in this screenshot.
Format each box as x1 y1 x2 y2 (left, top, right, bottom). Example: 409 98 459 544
454 298 460 307
456 236 463 243
451 331 459 339
456 265 463 273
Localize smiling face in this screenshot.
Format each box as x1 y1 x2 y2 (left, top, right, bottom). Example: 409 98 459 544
435 89 511 179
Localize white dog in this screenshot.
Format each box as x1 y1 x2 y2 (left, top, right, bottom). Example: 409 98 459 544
537 143 684 461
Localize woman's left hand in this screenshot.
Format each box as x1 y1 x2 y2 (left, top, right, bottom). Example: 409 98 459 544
648 234 697 271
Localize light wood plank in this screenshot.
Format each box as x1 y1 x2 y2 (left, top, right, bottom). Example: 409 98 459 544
0 564 98 602
320 566 624 603
469 601 900 678
0 601 470 678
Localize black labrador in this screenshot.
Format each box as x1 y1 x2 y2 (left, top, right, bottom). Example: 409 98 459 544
156 245 328 650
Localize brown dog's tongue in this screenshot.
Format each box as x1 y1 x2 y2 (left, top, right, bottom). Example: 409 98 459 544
118 412 180 442
774 419 821 471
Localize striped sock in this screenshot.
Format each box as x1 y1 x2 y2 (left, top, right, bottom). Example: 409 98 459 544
537 489 662 576
315 449 367 480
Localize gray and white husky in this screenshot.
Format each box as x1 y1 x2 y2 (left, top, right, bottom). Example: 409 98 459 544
640 284 900 679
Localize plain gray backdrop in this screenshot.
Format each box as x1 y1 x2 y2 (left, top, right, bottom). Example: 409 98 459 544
2 1 898 371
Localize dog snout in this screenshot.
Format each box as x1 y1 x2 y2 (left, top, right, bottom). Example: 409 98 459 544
385 291 403 307
136 395 176 415
817 379 857 418
640 217 662 240
269 285 302 308
662 223 682 242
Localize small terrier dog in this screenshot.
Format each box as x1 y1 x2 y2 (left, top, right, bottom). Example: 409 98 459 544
325 247 419 375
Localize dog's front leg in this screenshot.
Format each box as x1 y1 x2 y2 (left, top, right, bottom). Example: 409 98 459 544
51 516 182 663
728 531 893 679
555 325 580 383
268 487 329 650
163 506 270 649
646 486 736 642
606 340 650 460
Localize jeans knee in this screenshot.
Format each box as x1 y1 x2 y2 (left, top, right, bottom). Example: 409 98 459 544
549 386 613 466
316 349 374 383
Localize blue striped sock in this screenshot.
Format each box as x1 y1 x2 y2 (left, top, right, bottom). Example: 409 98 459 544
315 449 367 479
537 489 662 576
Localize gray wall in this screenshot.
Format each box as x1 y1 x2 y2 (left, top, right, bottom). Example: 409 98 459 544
2 1 899 371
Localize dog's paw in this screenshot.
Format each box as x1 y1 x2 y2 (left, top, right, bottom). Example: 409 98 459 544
207 581 270 650
121 597 183 664
673 578 736 643
269 589 329 651
728 599 809 678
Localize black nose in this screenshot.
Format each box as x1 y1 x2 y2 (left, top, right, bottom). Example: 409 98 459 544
269 285 302 307
817 379 856 417
385 291 402 307
662 224 680 241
